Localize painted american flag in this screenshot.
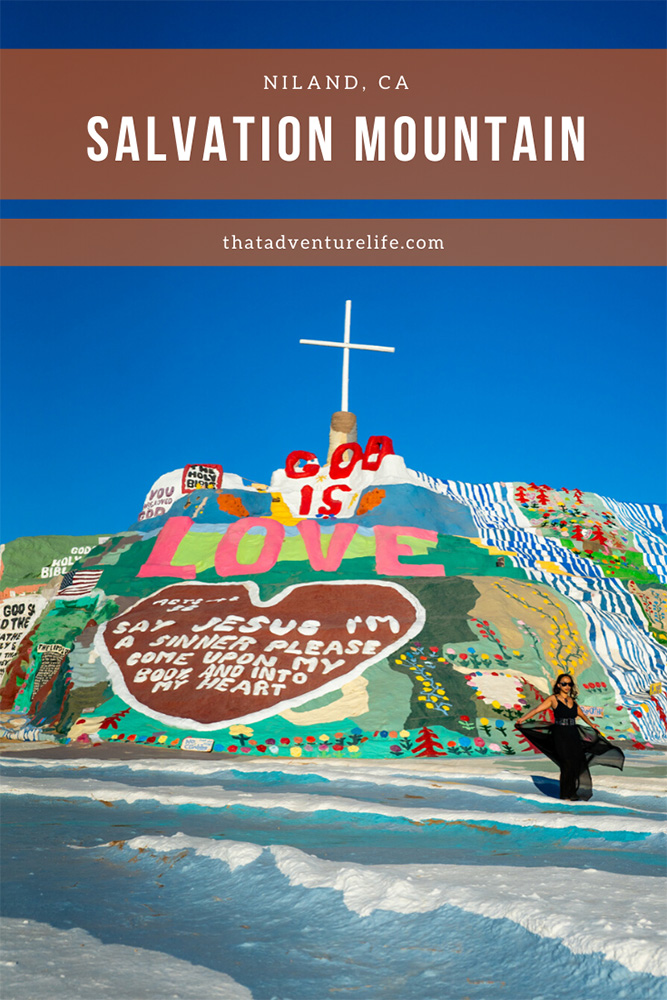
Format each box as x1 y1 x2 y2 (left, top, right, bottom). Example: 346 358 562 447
57 569 103 598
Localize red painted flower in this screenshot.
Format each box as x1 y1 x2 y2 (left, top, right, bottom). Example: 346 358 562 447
257 745 267 753
228 745 238 753
447 741 457 747
306 735 316 743
333 744 344 752
459 653 468 660
280 737 291 745
460 715 470 722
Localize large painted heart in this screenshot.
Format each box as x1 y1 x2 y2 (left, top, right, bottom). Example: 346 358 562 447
95 581 424 729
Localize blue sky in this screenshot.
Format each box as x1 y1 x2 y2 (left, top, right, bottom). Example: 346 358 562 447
1 1 665 541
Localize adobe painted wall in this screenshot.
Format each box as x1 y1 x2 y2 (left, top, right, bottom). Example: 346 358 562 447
1 440 666 755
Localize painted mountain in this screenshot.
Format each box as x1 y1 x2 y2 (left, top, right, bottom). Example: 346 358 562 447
1 434 666 756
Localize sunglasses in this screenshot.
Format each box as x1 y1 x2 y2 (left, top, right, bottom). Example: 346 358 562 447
559 680 573 687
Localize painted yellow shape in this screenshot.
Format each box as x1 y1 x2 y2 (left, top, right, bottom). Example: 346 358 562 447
269 493 302 526
68 716 106 741
468 538 517 557
468 577 591 684
279 676 369 725
536 560 571 575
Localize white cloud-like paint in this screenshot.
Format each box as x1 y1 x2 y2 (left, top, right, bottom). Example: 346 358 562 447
270 845 667 976
6 774 662 836
89 833 667 978
0 917 254 1000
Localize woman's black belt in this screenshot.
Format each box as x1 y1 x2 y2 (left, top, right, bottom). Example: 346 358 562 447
555 718 577 726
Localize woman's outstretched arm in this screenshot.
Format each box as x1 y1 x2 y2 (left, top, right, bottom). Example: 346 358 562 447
516 696 555 725
577 705 600 731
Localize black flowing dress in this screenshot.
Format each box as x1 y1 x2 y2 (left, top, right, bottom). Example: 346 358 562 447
516 699 624 800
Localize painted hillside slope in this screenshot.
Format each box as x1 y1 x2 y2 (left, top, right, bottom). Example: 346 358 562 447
1 437 666 756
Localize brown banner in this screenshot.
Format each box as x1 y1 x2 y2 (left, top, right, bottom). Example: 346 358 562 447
2 219 664 265
1 50 665 200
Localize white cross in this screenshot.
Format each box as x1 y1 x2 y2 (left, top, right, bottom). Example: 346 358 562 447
299 301 395 412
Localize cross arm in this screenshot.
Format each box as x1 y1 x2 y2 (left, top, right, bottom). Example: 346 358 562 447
299 339 395 353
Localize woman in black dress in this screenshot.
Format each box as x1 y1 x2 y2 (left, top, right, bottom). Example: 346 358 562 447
515 673 624 800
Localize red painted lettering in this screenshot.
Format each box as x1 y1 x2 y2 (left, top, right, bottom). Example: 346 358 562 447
299 485 314 515
317 485 352 518
285 451 320 479
362 436 394 471
329 442 364 479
